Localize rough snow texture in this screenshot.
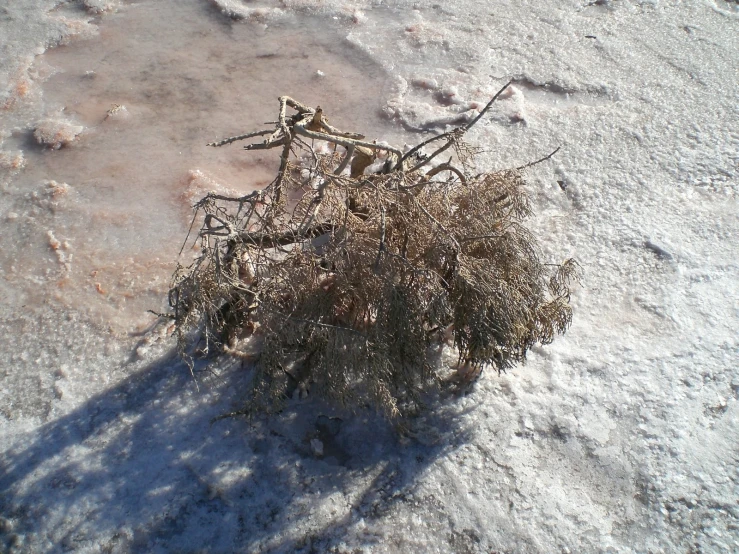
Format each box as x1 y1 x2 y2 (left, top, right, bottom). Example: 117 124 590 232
1 0 738 553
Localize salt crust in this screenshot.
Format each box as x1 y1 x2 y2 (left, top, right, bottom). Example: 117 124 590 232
33 118 84 149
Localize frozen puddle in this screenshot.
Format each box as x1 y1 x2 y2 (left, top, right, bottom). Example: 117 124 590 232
1 0 396 332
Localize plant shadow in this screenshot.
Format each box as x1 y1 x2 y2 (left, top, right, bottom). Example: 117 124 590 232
0 347 474 553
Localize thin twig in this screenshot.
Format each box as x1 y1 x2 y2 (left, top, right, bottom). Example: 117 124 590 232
239 222 337 248
516 146 561 170
334 144 355 175
244 138 287 151
179 209 201 257
374 206 386 272
407 131 461 173
297 179 330 235
208 130 272 147
273 140 292 204
462 79 513 132
424 161 467 185
398 80 513 168
197 190 264 205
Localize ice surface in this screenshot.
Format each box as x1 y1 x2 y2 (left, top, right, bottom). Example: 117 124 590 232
1 0 738 553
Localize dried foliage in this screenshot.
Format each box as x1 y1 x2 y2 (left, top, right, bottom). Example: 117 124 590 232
169 84 578 419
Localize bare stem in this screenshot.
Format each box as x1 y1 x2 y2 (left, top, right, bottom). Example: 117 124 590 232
424 161 467 185
208 130 272 147
516 146 561 170
399 79 513 168
273 140 292 204
462 79 513 132
294 126 403 161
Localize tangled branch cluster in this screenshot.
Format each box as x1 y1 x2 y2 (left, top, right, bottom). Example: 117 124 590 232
169 83 578 419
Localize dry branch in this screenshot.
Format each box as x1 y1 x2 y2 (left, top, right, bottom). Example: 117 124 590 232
171 89 576 420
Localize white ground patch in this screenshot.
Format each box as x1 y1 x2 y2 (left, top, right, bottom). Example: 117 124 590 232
1 1 737 553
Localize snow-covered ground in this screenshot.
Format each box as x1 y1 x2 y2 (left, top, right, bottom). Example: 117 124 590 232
1 0 737 552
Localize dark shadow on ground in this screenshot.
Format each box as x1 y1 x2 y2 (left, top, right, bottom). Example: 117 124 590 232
0 345 475 554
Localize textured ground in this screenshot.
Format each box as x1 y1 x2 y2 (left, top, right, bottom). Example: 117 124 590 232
1 1 737 552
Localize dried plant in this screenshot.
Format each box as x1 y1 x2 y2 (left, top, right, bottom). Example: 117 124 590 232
168 83 578 420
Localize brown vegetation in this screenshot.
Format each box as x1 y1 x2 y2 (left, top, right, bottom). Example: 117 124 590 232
168 83 578 420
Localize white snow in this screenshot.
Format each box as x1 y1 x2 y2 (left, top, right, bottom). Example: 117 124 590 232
1 0 737 553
